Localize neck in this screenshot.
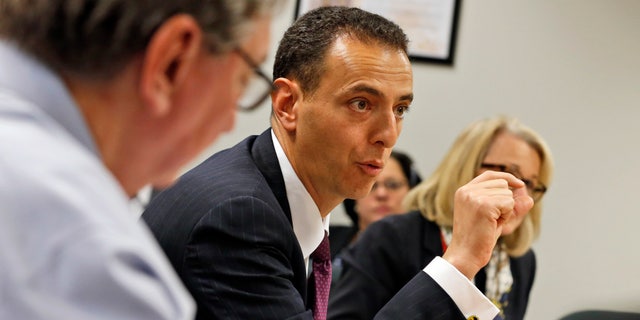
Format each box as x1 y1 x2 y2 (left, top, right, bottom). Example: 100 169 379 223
271 121 344 217
63 69 146 197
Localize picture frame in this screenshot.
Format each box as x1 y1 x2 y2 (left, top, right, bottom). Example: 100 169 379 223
294 0 462 65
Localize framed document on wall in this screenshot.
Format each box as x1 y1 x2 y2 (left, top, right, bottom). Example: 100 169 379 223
295 0 462 65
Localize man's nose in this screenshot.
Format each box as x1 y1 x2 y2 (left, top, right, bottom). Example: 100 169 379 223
370 109 400 148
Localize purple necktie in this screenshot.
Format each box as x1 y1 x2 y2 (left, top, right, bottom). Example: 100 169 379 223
311 233 331 320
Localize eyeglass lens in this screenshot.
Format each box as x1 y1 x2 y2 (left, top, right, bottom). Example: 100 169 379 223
237 71 273 111
234 47 275 112
370 180 407 192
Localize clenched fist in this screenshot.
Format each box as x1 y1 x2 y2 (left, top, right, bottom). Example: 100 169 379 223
442 170 534 279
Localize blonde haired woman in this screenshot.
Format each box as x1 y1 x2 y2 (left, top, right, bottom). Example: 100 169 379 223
329 116 553 320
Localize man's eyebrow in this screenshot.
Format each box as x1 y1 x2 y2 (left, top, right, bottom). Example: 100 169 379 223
347 84 382 97
346 85 413 103
399 93 414 103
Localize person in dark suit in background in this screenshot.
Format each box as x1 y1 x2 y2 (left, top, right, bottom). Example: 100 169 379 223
328 116 554 320
143 7 533 320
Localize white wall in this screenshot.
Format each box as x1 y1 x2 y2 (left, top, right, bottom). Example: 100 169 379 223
189 1 640 319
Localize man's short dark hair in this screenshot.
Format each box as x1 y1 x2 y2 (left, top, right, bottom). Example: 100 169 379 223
273 6 409 95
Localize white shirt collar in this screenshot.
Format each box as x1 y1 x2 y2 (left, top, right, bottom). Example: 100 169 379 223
130 184 153 218
271 130 329 260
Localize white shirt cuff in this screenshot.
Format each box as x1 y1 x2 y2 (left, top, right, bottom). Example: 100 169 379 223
423 256 499 320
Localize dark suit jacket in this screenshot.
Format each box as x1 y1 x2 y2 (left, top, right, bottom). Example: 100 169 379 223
143 130 471 320
328 225 358 259
328 211 536 320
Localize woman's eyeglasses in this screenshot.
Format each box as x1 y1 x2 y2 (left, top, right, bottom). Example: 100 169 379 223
370 180 408 193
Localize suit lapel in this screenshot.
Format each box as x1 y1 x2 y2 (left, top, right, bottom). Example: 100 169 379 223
251 129 293 223
420 212 445 257
419 214 487 292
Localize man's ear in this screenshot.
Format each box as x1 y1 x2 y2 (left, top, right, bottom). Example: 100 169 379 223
271 78 303 132
139 14 203 117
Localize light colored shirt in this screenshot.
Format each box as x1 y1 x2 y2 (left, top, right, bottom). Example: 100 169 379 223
425 257 499 319
130 184 153 218
270 132 498 319
271 130 329 275
0 41 195 319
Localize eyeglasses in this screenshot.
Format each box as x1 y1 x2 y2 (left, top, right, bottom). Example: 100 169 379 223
370 180 408 193
480 162 547 202
234 47 276 112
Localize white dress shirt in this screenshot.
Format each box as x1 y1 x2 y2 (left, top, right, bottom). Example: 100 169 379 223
271 130 330 275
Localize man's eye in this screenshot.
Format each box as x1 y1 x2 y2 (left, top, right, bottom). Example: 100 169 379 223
349 100 369 112
394 105 410 119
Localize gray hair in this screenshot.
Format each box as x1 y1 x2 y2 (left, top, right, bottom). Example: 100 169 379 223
0 0 283 79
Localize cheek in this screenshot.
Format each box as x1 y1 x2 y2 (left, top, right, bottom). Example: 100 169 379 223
202 59 245 109
391 193 406 208
201 75 239 124
178 86 237 160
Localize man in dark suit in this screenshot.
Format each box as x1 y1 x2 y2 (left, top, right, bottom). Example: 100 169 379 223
143 6 533 320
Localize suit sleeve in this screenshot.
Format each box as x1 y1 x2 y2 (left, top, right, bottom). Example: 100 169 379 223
328 216 466 320
181 196 314 320
328 218 415 320
375 272 466 320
